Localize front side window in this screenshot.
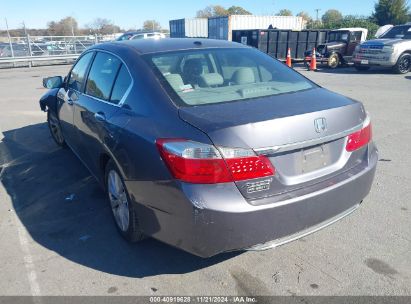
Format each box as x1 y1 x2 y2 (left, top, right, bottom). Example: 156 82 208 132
85 52 122 101
68 52 94 91
351 31 363 42
147 48 315 106
328 31 349 42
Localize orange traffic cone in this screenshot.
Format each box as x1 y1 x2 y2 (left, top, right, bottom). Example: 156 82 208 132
310 48 317 71
286 48 292 67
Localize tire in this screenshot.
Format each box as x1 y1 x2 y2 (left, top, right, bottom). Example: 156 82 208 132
327 53 340 69
105 159 145 242
47 110 66 147
354 64 371 71
392 53 411 74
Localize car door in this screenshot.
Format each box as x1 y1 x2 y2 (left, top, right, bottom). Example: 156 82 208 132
57 51 94 150
73 51 133 178
347 31 362 57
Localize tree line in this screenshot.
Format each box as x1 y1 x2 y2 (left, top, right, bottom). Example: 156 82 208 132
197 1 410 38
0 17 165 37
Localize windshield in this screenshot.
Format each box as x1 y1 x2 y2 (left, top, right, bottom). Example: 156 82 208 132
328 31 349 42
380 25 411 39
146 48 315 106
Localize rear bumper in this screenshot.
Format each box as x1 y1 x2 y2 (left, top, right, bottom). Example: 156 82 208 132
126 144 378 258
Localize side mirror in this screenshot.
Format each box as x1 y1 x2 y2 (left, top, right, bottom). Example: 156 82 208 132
43 76 63 89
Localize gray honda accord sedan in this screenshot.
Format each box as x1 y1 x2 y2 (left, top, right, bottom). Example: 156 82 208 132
39 38 377 257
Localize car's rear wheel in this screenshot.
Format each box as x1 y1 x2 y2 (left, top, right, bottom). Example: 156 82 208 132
327 53 340 69
393 53 411 74
105 160 145 242
354 64 370 71
47 110 66 147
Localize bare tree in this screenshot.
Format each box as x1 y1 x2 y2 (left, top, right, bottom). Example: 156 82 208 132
226 6 252 15
47 17 78 36
196 5 214 18
296 11 313 23
86 18 121 35
196 5 228 17
196 5 251 17
142 20 161 31
277 9 293 16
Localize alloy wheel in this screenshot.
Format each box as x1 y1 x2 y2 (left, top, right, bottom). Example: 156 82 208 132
48 111 64 144
107 170 130 232
399 56 411 73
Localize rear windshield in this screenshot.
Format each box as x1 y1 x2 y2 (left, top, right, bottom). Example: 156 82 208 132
146 48 315 106
380 25 411 39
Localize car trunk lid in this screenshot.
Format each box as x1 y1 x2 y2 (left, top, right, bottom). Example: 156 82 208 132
178 87 368 201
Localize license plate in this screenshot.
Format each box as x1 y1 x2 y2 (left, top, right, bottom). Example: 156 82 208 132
361 59 369 65
301 145 330 174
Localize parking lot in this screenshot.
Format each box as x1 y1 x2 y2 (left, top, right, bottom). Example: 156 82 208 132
0 64 410 296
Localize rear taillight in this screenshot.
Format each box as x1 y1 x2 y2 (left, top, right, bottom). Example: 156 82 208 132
346 120 372 152
156 139 275 184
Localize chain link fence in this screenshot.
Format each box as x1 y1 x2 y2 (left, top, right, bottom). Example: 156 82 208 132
0 34 109 68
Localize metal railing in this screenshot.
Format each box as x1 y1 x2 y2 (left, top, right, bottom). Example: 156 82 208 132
0 34 109 67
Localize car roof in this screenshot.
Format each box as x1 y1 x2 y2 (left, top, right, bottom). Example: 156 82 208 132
337 27 367 32
103 38 248 55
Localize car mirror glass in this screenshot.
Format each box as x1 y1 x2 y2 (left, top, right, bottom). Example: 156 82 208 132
43 76 63 89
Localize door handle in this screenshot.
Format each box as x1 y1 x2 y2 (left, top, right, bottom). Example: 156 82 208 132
94 112 106 122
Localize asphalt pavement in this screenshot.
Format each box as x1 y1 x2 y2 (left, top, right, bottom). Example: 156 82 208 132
0 64 410 296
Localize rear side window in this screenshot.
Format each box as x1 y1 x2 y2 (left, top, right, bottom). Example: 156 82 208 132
86 52 121 101
110 65 132 104
68 52 94 91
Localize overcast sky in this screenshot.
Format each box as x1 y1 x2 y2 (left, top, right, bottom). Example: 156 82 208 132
1 0 376 30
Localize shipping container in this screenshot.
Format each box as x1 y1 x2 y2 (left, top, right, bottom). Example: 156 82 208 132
208 15 305 41
169 18 208 38
232 29 329 60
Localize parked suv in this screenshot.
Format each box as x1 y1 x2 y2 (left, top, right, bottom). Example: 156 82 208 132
305 28 367 68
352 24 411 74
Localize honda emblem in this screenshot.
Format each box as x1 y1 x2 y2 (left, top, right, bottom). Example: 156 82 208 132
314 118 327 133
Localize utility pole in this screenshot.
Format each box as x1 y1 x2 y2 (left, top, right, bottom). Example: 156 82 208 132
5 18 14 58
315 9 321 22
22 21 27 36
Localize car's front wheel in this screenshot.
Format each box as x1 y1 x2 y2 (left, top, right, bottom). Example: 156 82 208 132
105 160 145 242
393 53 411 74
327 53 340 69
47 110 66 147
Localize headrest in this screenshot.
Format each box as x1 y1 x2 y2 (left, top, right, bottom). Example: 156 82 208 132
231 68 255 85
183 58 204 76
198 73 224 87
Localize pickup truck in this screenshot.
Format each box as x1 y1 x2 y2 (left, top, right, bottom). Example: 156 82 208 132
352 24 411 74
